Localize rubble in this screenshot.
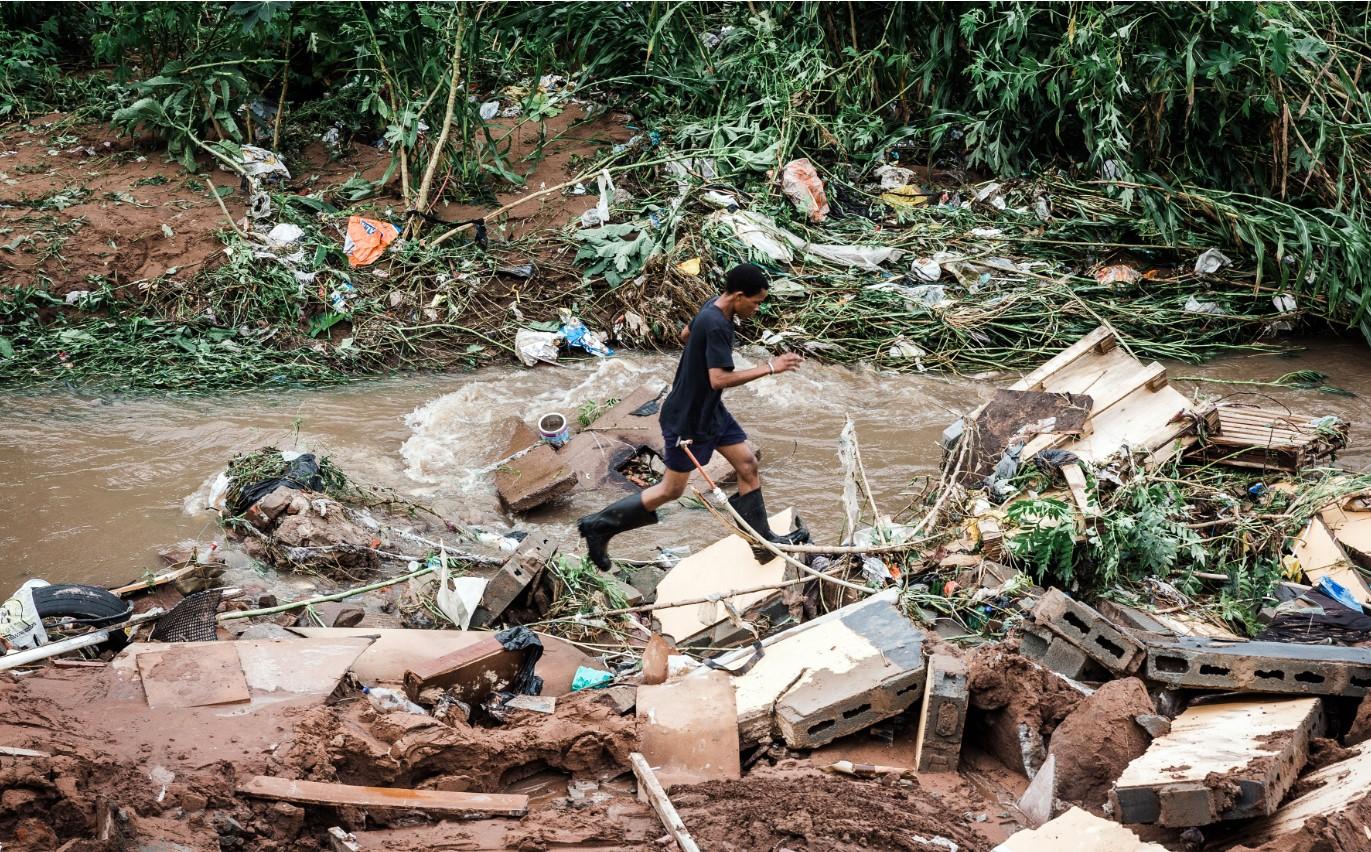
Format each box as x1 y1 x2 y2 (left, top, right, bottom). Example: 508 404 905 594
7 327 1371 851
1112 696 1322 826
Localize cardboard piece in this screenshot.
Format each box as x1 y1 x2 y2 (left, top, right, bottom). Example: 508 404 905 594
636 670 741 790
1291 517 1371 606
652 508 794 644
994 806 1168 852
136 643 250 709
117 638 372 709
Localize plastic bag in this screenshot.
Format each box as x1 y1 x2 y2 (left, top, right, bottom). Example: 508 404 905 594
514 329 561 367
237 145 291 182
571 665 613 690
579 169 615 228
0 579 51 650
435 546 487 630
559 315 614 358
343 216 399 267
780 158 830 223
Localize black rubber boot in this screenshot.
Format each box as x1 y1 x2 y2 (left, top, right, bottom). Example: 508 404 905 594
577 494 659 571
728 488 811 562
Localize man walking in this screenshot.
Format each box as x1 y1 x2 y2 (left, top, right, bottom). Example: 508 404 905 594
578 263 809 571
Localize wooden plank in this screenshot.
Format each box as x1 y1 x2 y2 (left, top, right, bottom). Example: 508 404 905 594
652 509 793 644
1061 463 1093 523
629 753 701 852
1113 697 1322 826
0 746 50 757
110 563 200 598
237 776 528 816
136 643 250 709
995 806 1169 852
1011 326 1117 392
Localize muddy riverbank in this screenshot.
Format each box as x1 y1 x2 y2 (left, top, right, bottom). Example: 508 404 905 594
3 341 1368 593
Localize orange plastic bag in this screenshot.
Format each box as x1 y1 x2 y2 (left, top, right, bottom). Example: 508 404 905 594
343 216 399 267
780 158 830 223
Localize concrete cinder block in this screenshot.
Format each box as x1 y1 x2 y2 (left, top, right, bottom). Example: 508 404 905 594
701 589 922 748
1017 625 1102 681
1113 696 1322 827
1032 589 1145 674
470 534 556 629
1146 637 1371 697
915 653 969 772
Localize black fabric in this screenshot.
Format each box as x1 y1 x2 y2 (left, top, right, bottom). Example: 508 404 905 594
659 298 736 441
495 625 545 696
230 454 323 516
1258 589 1371 644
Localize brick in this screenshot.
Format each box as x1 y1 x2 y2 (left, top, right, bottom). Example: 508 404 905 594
1112 696 1322 827
914 653 969 772
492 418 576 512
1031 589 1145 674
772 593 926 749
1146 637 1371 697
470 534 556 629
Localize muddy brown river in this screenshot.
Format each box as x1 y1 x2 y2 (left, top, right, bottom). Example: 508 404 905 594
2 342 1369 593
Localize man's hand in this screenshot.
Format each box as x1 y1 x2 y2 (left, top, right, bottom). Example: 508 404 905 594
771 352 803 374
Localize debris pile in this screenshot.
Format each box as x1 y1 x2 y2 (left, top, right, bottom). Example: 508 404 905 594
5 328 1371 850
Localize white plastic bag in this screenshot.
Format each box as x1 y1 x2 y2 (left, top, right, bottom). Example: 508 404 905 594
514 329 561 367
434 545 487 630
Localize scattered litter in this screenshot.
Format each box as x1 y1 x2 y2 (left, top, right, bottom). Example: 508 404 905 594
1183 295 1223 315
676 257 701 276
559 312 614 357
910 257 942 282
1094 264 1141 287
235 145 291 182
780 158 830 223
266 223 304 247
479 100 500 120
343 215 399 267
1194 248 1232 274
514 329 561 367
571 665 613 690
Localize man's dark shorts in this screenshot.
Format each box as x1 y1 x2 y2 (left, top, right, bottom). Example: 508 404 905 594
662 409 748 473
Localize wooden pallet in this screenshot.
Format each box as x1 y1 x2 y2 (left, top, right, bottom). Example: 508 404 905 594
1191 404 1349 471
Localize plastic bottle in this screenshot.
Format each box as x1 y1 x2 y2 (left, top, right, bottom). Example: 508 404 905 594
361 686 427 715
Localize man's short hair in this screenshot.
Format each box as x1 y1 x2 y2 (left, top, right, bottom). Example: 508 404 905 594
723 263 769 297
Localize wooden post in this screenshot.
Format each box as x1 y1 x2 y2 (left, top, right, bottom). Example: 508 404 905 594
630 752 701 852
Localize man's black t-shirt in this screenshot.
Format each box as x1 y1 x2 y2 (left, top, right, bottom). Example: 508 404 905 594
659 298 735 441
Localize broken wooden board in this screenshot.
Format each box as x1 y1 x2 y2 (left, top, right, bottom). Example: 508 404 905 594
994 806 1169 852
118 638 371 709
136 643 250 709
237 776 528 816
1191 404 1349 471
651 508 794 645
970 389 1092 476
492 417 576 512
290 627 594 696
636 670 741 790
1290 517 1371 607
964 326 1200 470
1225 744 1371 847
1112 696 1322 827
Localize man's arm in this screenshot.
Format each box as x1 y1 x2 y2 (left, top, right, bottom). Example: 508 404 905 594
678 324 690 345
709 352 803 390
